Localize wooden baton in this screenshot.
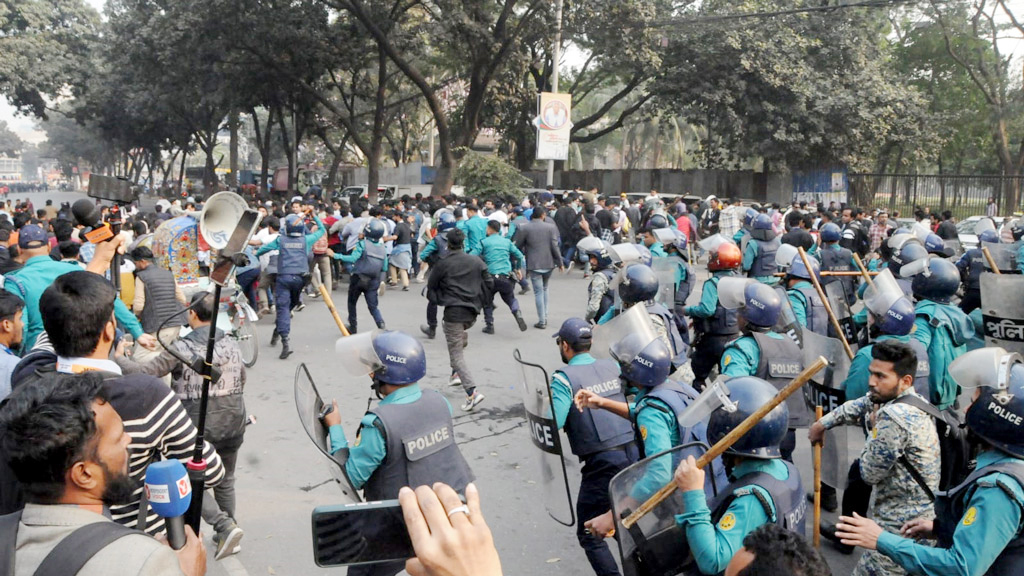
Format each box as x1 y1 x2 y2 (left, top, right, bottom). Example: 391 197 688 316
313 267 351 337
621 356 828 529
797 247 854 360
852 253 875 289
982 246 1002 275
813 405 823 548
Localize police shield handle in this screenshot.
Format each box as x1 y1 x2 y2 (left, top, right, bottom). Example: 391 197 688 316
313 268 350 337
621 356 829 529
797 247 854 360
813 405 823 548
982 246 1002 275
852 253 875 289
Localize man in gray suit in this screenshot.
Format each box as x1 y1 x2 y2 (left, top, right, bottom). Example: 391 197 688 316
514 206 564 329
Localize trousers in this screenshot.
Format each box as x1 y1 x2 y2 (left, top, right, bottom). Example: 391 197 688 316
690 333 733 389
530 269 554 323
578 447 639 576
483 275 520 325
274 273 305 337
347 273 384 330
443 319 475 396
201 434 242 533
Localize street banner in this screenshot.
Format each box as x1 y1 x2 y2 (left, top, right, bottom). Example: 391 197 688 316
535 92 573 161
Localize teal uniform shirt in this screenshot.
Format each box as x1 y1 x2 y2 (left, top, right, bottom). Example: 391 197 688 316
786 280 815 328
719 332 788 377
479 234 524 276
676 458 788 575
842 334 912 400
332 239 388 272
648 242 668 258
741 238 780 285
733 229 749 247
877 450 1024 575
326 384 453 489
629 389 683 501
684 272 732 319
460 215 489 255
420 235 441 262
4 255 145 349
550 353 596 429
255 214 325 256
912 300 974 410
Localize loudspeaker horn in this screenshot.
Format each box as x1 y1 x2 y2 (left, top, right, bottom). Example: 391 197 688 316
200 192 250 250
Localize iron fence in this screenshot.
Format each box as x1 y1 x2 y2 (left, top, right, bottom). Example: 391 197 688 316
849 173 1023 219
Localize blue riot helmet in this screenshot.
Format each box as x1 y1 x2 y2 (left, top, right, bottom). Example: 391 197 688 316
1012 219 1024 242
924 233 954 257
645 214 670 231
978 229 1000 244
284 214 306 237
902 255 961 304
889 241 927 275
819 223 841 243
951 348 1024 458
335 330 427 389
863 269 915 336
718 277 781 329
363 218 386 241
786 253 820 282
743 208 759 228
707 376 788 459
437 211 457 232
619 264 659 306
610 333 671 388
752 213 773 231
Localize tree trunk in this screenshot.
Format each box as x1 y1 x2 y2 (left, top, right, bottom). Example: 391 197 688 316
367 45 388 205
177 150 187 192
228 110 239 187
277 108 294 195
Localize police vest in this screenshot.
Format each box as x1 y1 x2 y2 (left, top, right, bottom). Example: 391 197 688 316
557 360 635 459
907 338 931 398
935 460 1024 575
135 265 186 334
793 285 828 336
647 302 686 359
752 332 810 427
633 380 706 459
710 460 806 537
593 269 616 321
676 258 695 305
695 277 740 336
820 246 857 304
278 235 308 275
353 240 387 278
364 390 474 501
749 237 781 278
965 249 986 291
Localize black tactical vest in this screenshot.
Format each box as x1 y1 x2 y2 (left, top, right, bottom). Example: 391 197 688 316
935 460 1024 575
965 248 986 291
424 232 449 266
632 380 703 459
749 237 781 278
710 460 806 537
676 258 695 305
136 265 186 334
364 390 474 500
353 240 387 279
278 235 308 275
592 269 617 321
793 285 828 336
647 302 686 359
820 246 857 304
695 277 740 336
557 360 635 459
752 332 809 427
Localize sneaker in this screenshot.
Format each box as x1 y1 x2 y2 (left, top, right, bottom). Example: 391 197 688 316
378 282 387 297
567 261 575 272
420 324 436 339
402 286 409 292
414 277 425 284
516 315 528 332
461 392 485 412
215 524 244 561
449 372 462 387
519 284 531 295
296 303 306 312
482 324 495 334
534 321 547 329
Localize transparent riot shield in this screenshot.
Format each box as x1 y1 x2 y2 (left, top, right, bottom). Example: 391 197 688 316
651 257 678 308
982 241 1019 273
824 282 858 351
944 240 963 258
798 331 852 488
980 272 1024 356
773 286 804 347
592 303 659 360
513 349 575 526
294 363 362 503
610 443 719 576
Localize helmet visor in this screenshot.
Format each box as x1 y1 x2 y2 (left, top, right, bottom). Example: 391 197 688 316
863 269 903 316
698 233 732 253
911 222 932 242
775 243 798 269
950 347 1022 392
591 303 659 360
608 243 644 266
974 217 997 235
899 255 932 278
888 233 920 255
677 377 737 429
576 236 605 255
718 277 754 310
652 228 676 245
334 332 383 378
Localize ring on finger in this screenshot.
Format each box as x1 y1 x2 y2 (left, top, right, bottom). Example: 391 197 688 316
446 505 470 519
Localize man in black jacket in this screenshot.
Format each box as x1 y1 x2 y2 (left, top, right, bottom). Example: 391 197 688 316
426 228 494 412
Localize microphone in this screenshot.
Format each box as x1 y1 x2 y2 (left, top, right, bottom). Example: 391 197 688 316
144 460 192 550
72 199 115 243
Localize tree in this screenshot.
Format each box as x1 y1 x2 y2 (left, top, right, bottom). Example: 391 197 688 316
0 121 22 157
455 150 529 201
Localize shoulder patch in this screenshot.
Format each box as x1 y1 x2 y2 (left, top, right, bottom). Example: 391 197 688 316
353 431 362 447
722 355 732 367
639 425 648 441
962 506 977 526
718 512 737 531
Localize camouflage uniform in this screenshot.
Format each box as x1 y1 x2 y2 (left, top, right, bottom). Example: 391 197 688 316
820 387 940 576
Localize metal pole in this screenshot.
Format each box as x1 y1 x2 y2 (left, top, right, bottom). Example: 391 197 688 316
546 0 563 188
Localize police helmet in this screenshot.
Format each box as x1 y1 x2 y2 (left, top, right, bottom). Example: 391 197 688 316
890 241 927 272
787 254 820 282
709 242 742 272
775 243 798 272
743 208 759 228
363 218 386 241
978 229 1000 244
1012 220 1024 242
645 214 670 231
873 295 915 336
670 229 688 254
619 264 660 306
370 330 426 385
635 245 654 267
752 213 773 231
742 282 782 328
284 214 306 237
908 256 961 304
707 376 788 459
819 223 841 243
437 211 457 232
610 333 671 388
924 234 953 257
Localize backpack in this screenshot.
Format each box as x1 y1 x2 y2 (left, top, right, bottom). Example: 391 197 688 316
893 394 972 499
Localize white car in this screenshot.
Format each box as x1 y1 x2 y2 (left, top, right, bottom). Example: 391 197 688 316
957 215 1005 251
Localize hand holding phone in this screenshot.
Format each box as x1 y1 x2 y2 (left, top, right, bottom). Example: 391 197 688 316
400 483 503 576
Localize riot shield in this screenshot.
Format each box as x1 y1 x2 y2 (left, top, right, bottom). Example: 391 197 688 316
773 286 804 347
944 239 963 258
824 282 858 351
513 349 575 526
982 241 1019 273
980 272 1024 356
294 363 362 503
650 257 678 308
610 243 646 267
610 443 720 576
592 303 659 360
798 331 852 488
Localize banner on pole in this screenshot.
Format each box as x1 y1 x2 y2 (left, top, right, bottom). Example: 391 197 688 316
534 92 573 161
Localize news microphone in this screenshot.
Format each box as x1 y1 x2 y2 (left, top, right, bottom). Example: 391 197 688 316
145 460 192 550
71 199 115 243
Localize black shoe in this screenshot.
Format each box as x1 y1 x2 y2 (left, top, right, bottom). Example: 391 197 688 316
807 489 838 513
519 285 530 295
420 324 436 339
270 329 280 347
534 321 547 329
819 521 855 555
345 325 356 334
514 311 528 332
376 321 386 330
279 339 293 359
482 324 494 334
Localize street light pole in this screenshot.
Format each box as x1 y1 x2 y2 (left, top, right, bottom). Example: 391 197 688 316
546 0 563 188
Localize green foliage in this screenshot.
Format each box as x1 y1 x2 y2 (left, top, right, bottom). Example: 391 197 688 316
455 151 529 201
0 121 22 157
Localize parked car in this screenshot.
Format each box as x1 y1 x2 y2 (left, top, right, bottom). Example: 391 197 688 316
957 215 1005 250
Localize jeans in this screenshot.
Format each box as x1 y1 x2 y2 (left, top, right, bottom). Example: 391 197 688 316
443 319 475 396
201 435 242 533
425 301 438 328
577 447 638 576
274 273 305 337
483 275 520 325
347 274 384 331
235 267 260 310
530 269 553 323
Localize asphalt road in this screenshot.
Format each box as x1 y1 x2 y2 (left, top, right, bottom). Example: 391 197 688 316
17 190 863 575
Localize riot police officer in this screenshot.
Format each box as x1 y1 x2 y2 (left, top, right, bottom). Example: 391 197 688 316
661 229 695 345
735 207 758 249
886 233 928 299
717 280 806 462
956 228 998 313
818 222 857 305
835 347 1024 575
641 214 671 257
549 318 637 576
685 237 742 389
324 330 474 576
673 376 805 576
597 264 688 369
255 208 326 359
742 213 781 286
329 218 388 334
419 211 457 339
784 255 828 335
904 256 974 409
578 238 617 323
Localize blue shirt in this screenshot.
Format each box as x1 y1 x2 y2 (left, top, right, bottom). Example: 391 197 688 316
0 343 19 400
459 215 489 255
877 450 1024 576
